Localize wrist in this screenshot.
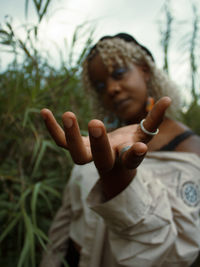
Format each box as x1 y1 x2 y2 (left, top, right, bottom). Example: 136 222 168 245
100 168 137 200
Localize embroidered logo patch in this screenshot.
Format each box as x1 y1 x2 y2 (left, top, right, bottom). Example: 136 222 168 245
181 182 200 207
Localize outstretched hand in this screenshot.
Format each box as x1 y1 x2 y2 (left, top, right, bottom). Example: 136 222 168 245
41 96 171 199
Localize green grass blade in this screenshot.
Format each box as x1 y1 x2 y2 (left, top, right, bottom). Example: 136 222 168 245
31 182 41 226
32 140 59 177
0 213 21 242
37 189 53 212
22 209 35 267
42 183 61 198
17 233 30 267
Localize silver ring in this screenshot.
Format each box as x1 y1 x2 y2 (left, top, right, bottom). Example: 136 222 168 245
119 146 131 160
140 119 159 136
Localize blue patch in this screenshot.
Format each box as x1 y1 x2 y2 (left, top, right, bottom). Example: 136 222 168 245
181 182 200 207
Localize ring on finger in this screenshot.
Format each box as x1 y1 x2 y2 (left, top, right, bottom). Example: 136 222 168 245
140 119 159 136
119 145 131 161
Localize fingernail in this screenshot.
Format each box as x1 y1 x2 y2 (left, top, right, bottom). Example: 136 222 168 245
64 117 73 128
90 127 102 138
136 151 145 156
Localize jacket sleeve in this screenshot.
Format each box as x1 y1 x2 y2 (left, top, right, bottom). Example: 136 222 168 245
86 165 200 267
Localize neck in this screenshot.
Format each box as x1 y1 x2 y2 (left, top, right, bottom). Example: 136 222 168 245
125 111 148 125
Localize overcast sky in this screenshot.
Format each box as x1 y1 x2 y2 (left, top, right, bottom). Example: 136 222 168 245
0 0 199 90
1 0 166 64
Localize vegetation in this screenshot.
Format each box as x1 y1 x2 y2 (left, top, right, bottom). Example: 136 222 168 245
0 0 200 266
0 1 94 266
159 0 200 133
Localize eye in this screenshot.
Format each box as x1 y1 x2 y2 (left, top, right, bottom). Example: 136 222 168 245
95 81 105 93
111 67 127 80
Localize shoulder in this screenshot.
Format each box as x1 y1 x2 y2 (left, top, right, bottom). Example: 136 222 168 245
161 118 200 156
176 133 200 156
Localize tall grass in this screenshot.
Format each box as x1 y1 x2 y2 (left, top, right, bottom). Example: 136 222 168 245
0 1 94 266
159 0 200 135
159 0 173 74
177 3 200 134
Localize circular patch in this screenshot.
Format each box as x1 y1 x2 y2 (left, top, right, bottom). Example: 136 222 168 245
181 182 200 207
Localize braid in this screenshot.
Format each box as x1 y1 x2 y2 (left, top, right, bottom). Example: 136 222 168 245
82 37 182 122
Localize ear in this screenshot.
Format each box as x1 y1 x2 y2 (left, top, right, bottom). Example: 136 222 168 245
141 64 150 82
146 96 155 112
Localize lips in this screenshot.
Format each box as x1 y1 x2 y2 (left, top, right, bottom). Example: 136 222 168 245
114 98 131 110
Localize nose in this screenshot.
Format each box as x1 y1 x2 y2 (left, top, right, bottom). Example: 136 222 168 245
106 78 121 96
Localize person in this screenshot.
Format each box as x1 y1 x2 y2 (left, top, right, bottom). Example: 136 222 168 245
40 33 200 267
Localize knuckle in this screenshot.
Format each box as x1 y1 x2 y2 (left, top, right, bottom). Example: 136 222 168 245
72 154 88 165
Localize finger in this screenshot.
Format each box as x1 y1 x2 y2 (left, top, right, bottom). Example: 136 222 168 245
88 120 115 174
120 142 147 169
144 96 171 131
62 112 91 164
137 96 171 142
40 109 68 148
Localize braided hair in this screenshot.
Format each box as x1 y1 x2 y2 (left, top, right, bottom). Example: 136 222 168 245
82 33 182 125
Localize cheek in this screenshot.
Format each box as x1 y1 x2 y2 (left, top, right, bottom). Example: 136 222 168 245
128 75 148 94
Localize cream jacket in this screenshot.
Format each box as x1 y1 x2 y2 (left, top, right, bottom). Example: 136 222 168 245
40 152 200 267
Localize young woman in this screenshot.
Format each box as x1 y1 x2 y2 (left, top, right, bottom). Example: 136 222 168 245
40 33 200 267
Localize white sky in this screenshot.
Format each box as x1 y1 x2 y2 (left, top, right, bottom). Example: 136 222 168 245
0 0 199 93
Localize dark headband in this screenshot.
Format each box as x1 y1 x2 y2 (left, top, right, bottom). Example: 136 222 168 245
89 32 155 62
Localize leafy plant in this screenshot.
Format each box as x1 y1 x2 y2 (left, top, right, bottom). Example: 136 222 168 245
159 0 200 135
159 0 174 74
0 1 94 266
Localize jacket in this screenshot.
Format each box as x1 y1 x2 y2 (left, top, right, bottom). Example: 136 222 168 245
40 151 200 267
